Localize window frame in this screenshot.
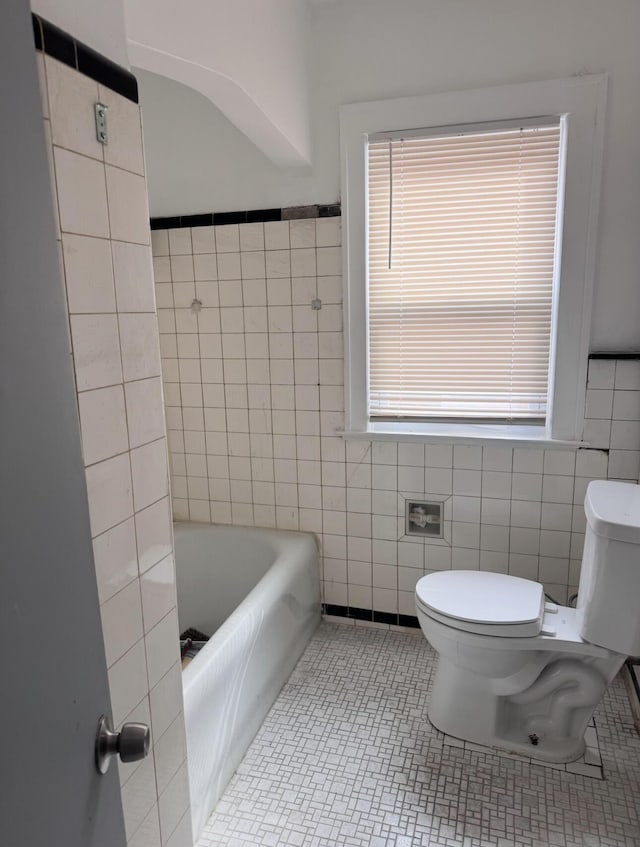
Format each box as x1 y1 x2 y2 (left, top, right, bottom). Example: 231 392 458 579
339 75 607 446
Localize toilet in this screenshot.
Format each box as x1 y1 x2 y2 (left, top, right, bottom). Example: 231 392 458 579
415 479 640 762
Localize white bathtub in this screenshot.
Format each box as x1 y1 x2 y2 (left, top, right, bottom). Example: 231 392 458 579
173 522 321 839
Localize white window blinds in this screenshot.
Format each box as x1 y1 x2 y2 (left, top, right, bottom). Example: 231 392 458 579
367 119 563 422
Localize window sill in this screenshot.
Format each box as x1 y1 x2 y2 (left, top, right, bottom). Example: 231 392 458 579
340 421 584 449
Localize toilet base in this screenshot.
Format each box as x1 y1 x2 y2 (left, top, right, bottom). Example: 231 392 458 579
417 601 626 763
427 649 624 763
427 704 586 763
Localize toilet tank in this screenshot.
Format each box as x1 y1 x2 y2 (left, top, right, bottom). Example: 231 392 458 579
576 480 640 656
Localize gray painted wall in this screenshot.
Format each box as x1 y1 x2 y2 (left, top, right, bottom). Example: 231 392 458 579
0 1 126 844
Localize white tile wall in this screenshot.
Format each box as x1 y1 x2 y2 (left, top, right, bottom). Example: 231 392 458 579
153 217 640 616
39 56 191 847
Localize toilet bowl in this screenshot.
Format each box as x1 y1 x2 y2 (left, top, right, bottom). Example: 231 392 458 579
415 480 640 762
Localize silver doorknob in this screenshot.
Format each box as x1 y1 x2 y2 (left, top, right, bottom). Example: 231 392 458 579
95 715 151 774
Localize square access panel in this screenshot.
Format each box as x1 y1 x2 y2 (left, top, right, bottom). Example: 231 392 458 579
405 500 443 538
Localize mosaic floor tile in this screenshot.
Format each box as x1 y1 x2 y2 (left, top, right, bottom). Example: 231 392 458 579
198 622 640 847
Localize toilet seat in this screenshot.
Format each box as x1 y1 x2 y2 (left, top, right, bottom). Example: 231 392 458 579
416 570 545 637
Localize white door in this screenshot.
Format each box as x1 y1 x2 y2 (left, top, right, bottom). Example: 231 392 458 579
0 3 128 845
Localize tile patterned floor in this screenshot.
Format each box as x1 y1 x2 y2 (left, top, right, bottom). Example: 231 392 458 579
198 622 640 847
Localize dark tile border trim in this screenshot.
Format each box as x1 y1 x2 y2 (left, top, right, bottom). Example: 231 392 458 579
589 352 640 360
150 203 341 231
32 14 138 104
398 614 421 629
627 659 640 701
323 604 420 629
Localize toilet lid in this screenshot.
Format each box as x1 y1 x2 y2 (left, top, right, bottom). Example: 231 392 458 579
416 571 545 637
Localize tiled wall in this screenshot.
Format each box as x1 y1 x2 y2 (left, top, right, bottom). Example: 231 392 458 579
151 215 640 620
37 52 192 847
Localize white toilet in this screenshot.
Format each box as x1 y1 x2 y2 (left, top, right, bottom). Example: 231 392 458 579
415 479 640 762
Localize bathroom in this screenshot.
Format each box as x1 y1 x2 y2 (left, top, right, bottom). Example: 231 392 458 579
2 1 640 846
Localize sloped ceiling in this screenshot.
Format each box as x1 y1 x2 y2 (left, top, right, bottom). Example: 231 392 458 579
126 0 312 168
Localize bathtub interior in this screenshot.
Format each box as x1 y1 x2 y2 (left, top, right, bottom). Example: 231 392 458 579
173 523 278 636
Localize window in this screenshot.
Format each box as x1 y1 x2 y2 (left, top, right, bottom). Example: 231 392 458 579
340 76 607 444
368 119 562 424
